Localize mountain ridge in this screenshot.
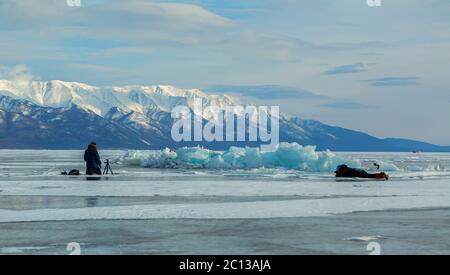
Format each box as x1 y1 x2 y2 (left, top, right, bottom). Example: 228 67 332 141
0 80 449 152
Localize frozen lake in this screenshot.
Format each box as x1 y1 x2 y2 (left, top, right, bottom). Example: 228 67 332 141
1 150 450 254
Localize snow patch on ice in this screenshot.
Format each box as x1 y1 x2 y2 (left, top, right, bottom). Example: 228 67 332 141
344 236 385 242
0 246 49 254
1 194 450 222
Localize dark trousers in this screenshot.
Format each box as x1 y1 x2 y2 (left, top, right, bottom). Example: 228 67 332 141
86 167 101 175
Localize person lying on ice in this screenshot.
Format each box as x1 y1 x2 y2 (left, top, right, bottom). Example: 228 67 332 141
335 164 388 180
84 142 102 175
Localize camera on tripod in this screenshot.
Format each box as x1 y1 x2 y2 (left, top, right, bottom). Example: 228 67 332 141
103 159 114 175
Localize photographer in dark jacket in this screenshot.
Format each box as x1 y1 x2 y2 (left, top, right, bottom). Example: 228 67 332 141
84 142 102 175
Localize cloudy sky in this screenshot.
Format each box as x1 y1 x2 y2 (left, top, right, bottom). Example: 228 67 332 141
0 0 449 144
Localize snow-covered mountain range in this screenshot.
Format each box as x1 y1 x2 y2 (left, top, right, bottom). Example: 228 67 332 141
0 79 449 151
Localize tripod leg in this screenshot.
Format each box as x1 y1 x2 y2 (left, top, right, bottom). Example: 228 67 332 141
105 164 111 175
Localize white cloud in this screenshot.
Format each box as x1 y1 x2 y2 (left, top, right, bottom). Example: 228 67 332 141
0 0 234 30
122 1 234 28
0 64 37 82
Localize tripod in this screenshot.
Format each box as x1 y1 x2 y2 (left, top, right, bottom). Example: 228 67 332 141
103 159 114 175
